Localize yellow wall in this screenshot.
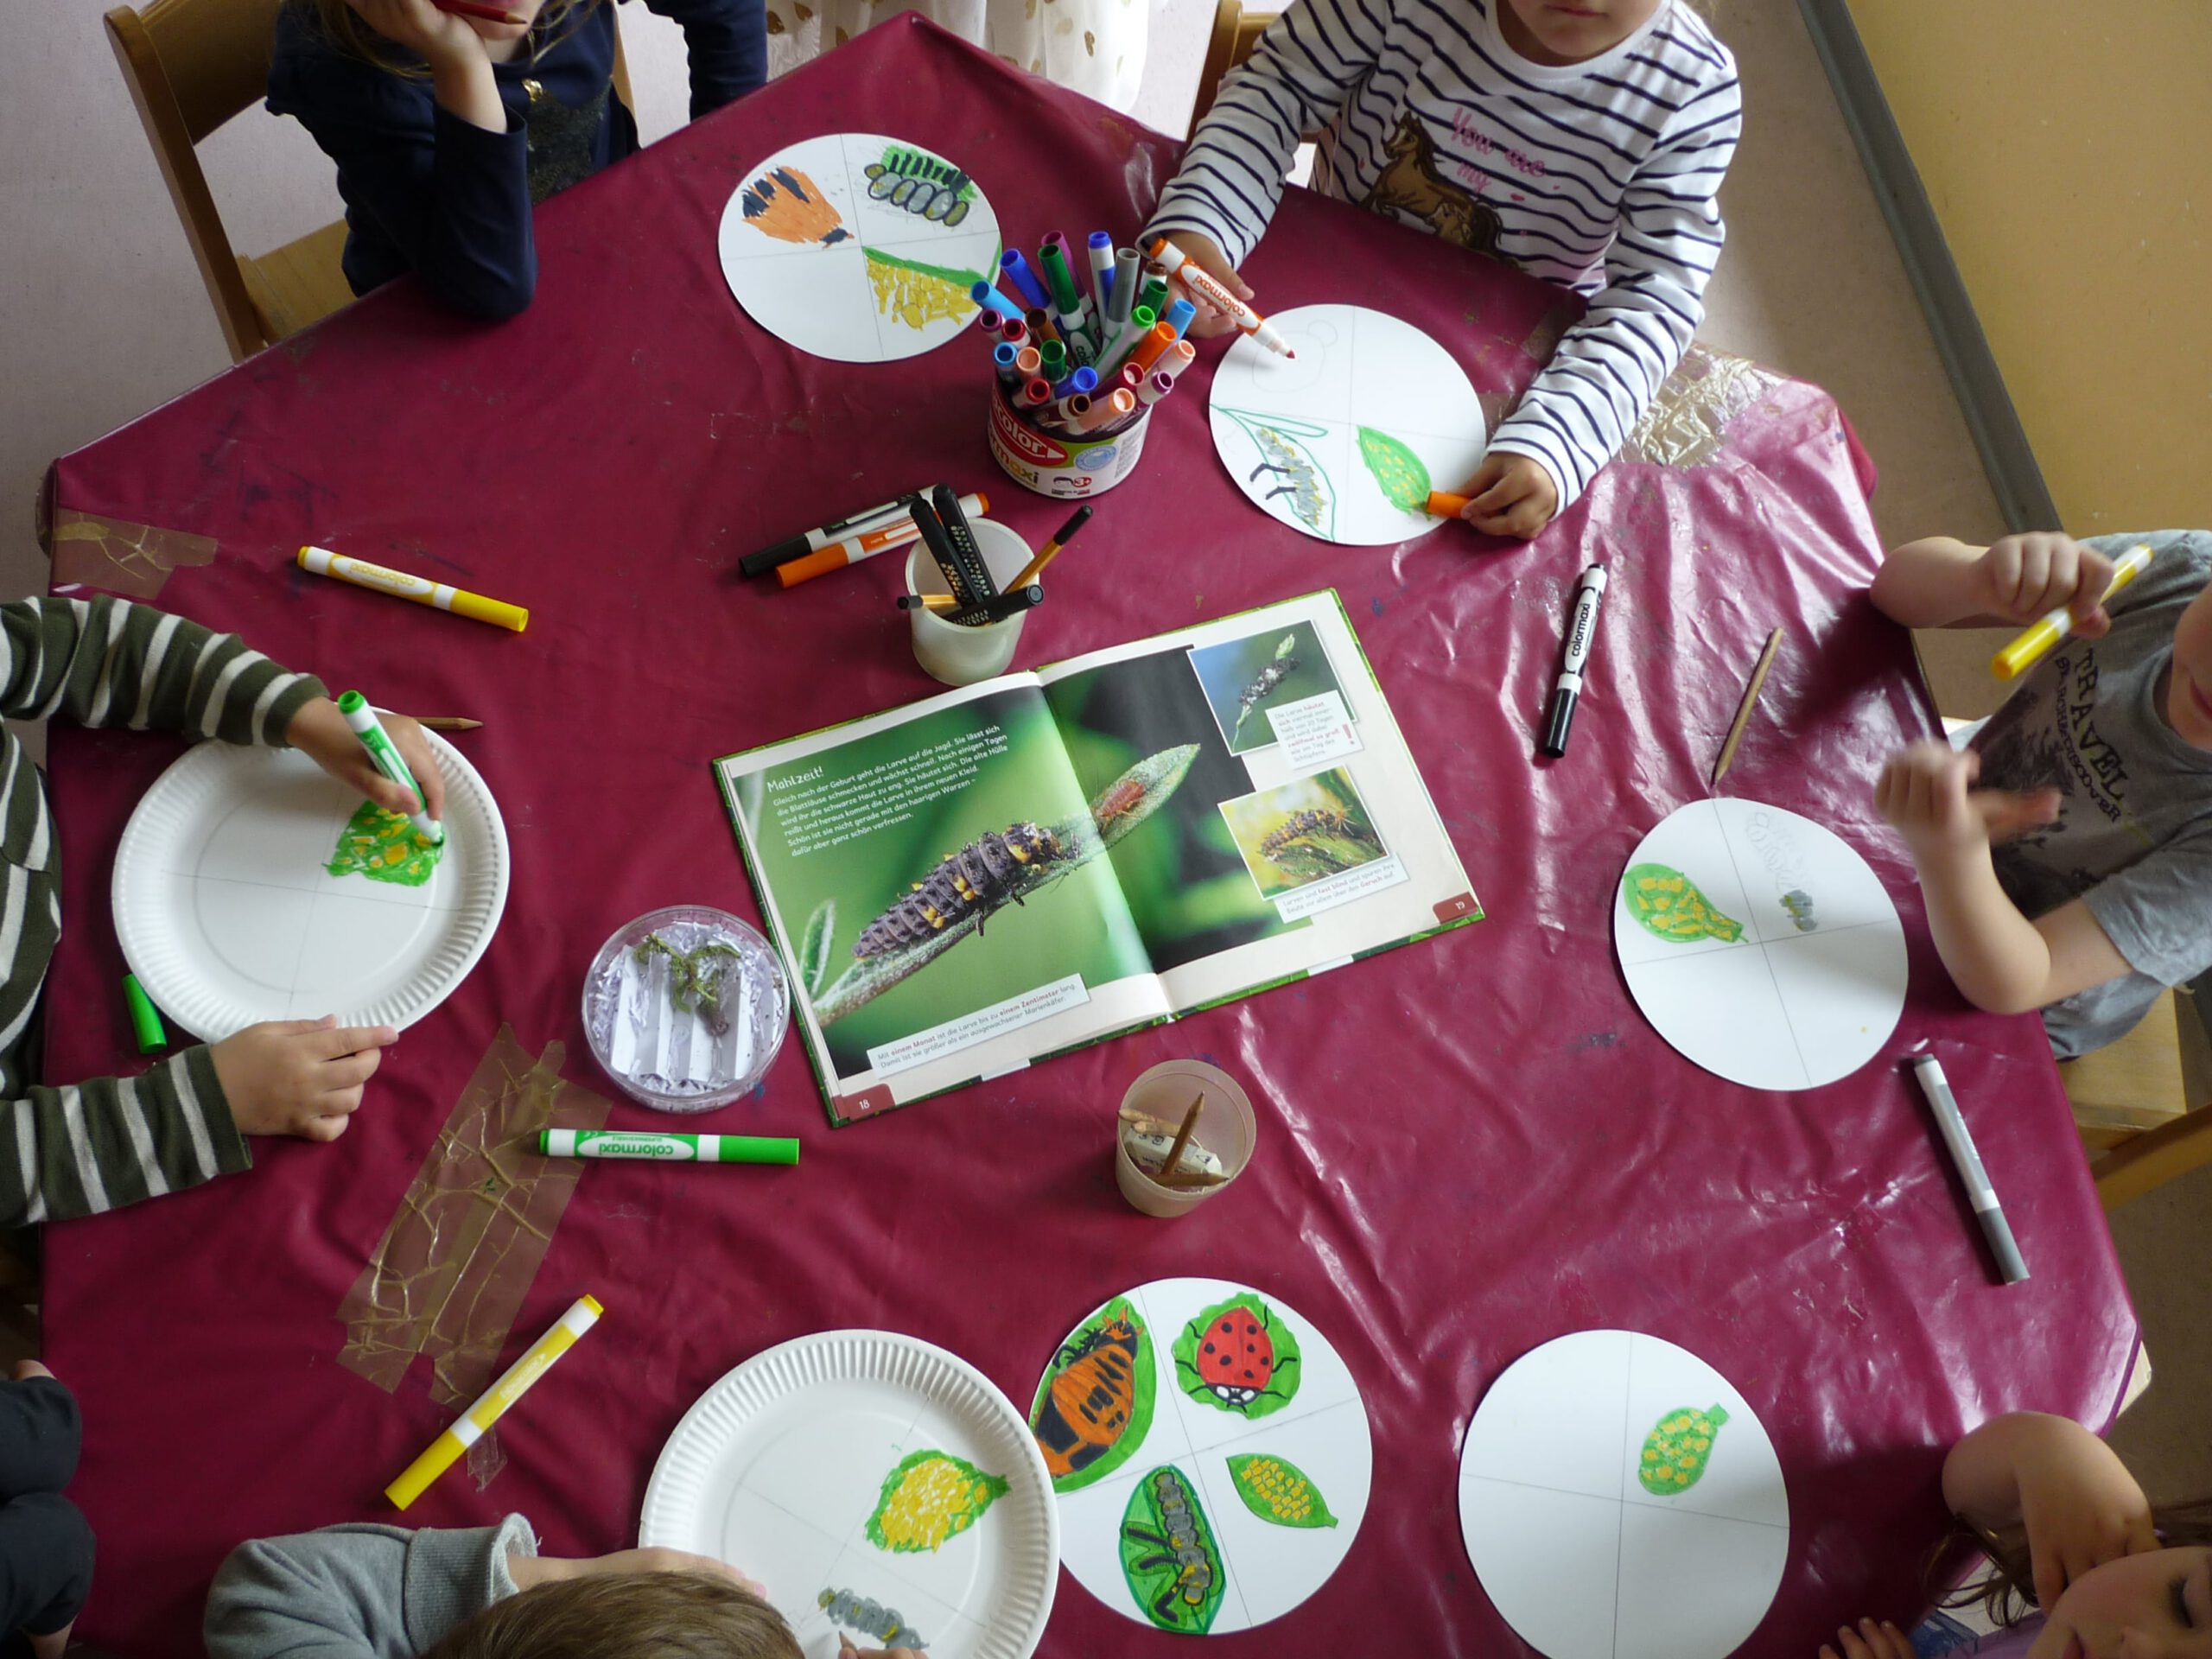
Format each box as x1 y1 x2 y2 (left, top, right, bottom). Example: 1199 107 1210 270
1845 1 2211 532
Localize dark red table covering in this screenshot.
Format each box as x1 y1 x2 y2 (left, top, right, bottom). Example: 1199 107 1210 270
39 20 2133 1655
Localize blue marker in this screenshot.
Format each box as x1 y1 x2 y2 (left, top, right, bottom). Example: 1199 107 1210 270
1162 296 1198 341
969 281 1027 326
999 249 1052 310
1087 232 1116 311
992 340 1021 383
1049 365 1098 400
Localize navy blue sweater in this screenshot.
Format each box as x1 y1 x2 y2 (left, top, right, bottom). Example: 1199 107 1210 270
269 0 764 319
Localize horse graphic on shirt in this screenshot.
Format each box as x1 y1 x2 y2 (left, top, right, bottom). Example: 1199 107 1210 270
1359 112 1501 254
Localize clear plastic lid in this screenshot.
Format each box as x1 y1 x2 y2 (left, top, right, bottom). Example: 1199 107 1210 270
582 906 789 1113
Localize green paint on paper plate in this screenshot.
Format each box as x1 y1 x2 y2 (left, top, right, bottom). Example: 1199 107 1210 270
1357 426 1433 512
1638 1403 1729 1493
1622 862 1743 943
327 800 442 887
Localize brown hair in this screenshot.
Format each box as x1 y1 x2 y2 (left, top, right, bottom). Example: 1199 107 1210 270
1929 1500 2212 1627
422 1571 803 1659
294 0 604 76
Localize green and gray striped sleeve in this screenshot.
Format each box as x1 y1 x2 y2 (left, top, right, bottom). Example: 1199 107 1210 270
0 594 327 1226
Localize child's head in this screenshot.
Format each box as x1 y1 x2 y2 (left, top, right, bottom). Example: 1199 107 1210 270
1496 0 1669 66
2163 580 2212 750
423 1570 802 1659
2024 1542 2212 1657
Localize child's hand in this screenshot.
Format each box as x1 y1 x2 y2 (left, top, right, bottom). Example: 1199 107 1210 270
1817 1618 1910 1659
2014 1421 2158 1610
288 697 448 825
1873 741 2058 861
344 0 488 67
211 1016 397 1141
1160 232 1252 338
1974 533 2116 634
838 1637 921 1659
1452 451 1559 540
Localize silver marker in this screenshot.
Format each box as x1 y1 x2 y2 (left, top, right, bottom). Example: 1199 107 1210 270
1911 1054 2029 1285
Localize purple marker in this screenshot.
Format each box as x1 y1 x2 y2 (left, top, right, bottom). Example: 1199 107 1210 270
1136 370 1176 406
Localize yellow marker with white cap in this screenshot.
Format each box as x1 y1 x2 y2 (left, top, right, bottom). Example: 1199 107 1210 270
385 1294 601 1510
298 545 529 632
1990 541 2154 680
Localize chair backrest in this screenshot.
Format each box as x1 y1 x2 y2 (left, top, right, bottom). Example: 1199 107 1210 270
1192 0 1277 130
105 0 289 359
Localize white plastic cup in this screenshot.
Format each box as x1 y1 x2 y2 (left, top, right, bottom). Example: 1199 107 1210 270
1114 1060 1255 1218
905 518 1036 686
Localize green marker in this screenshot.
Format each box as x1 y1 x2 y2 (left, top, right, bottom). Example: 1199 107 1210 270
538 1129 798 1166
336 690 442 845
123 974 168 1054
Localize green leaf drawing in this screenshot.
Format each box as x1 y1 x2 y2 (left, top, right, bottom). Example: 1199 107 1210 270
1356 425 1433 512
326 799 442 887
810 745 1198 1025
1119 1465 1225 1634
864 1450 1007 1553
798 899 836 1000
1638 1404 1729 1495
1226 1452 1339 1528
1028 1296 1155 1495
1172 1294 1302 1420
1621 862 1745 944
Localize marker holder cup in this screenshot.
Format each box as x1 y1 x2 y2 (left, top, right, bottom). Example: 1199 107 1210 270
986 377 1152 500
905 518 1036 686
1114 1059 1255 1218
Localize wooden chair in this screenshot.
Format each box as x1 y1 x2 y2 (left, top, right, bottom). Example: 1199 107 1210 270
105 0 633 361
2064 985 2212 1208
1192 0 1277 126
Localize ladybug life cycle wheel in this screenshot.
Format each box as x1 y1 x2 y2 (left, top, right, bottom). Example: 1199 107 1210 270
1024 1277 1371 1635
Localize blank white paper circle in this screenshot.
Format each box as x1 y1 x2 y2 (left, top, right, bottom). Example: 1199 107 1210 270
1614 798 1906 1090
719 132 1002 364
112 731 507 1039
1459 1330 1789 1659
1207 303 1487 545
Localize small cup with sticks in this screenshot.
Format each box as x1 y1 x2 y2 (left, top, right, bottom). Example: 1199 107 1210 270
1114 1059 1255 1217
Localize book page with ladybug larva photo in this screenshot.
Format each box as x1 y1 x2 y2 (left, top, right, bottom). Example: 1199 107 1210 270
715 591 1482 1126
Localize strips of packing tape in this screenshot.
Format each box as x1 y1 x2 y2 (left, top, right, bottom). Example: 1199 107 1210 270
43 510 218 600
336 1025 611 1485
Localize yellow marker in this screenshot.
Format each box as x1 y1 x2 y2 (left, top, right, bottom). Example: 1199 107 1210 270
1990 542 2153 680
298 545 529 632
385 1294 601 1510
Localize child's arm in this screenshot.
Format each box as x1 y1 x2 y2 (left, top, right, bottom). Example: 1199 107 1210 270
1144 0 1389 296
1471 88 1741 537
271 2 534 319
1869 533 2118 633
206 1516 537 1658
1941 1413 2157 1611
1873 742 2133 1015
639 0 768 117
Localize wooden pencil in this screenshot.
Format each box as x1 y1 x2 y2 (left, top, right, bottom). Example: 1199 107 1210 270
1160 1094 1204 1181
1712 626 1783 785
417 718 483 732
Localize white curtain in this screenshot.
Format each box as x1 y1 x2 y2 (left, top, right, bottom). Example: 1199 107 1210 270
764 0 1147 112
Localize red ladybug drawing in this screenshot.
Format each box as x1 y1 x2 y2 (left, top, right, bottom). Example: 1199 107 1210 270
1184 1301 1296 1409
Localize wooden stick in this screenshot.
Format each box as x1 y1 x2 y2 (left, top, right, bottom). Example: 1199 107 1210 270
1148 1168 1230 1191
1712 626 1783 786
1160 1094 1204 1180
417 717 483 732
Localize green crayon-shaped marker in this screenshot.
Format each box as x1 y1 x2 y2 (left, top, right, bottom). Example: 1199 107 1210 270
538 1129 799 1166
336 690 442 845
123 973 168 1054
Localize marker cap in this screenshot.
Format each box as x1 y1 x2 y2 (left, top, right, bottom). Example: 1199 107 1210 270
1539 688 1579 758
124 973 168 1053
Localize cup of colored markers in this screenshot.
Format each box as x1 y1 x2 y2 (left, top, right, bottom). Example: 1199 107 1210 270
973 230 1198 500
1113 1059 1255 1219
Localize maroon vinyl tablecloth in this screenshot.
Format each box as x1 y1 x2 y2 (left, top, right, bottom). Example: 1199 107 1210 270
38 20 2134 1656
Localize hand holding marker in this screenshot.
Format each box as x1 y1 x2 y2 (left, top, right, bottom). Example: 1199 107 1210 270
337 691 442 845
1990 540 2154 680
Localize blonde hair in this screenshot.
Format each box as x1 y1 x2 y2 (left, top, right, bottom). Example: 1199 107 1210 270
294 0 603 75
422 1572 803 1659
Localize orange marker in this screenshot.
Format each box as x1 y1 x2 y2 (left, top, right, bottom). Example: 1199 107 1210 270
1148 238 1294 359
1128 322 1178 378
776 492 990 588
1425 491 1471 518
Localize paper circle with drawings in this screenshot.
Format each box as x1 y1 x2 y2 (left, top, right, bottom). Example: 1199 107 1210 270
1613 798 1906 1090
639 1330 1057 1659
1028 1276 1370 1634
111 729 507 1039
1459 1330 1789 1659
719 132 1001 363
1207 303 1487 545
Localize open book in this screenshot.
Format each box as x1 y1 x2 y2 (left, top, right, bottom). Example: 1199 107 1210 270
715 591 1481 1123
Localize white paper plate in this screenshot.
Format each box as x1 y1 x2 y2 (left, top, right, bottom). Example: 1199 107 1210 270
111 730 508 1040
1614 798 1906 1090
640 1330 1057 1659
1208 304 1488 546
1459 1330 1789 1659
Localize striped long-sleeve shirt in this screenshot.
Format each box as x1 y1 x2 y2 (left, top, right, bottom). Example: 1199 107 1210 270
1147 0 1741 510
1 596 326 1227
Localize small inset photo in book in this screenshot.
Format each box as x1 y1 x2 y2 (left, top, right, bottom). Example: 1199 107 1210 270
1186 620 1350 754
1219 767 1387 898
